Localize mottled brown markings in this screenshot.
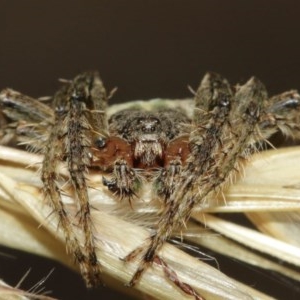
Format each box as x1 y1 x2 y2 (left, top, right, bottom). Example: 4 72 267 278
125 72 234 286
41 72 108 287
1 71 300 299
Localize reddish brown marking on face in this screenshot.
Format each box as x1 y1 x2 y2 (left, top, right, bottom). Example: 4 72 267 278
93 135 190 171
164 135 190 167
92 136 133 170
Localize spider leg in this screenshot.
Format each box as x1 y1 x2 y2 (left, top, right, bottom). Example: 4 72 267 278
259 90 300 140
65 72 109 286
92 133 141 203
102 158 141 202
42 82 102 287
126 73 266 288
41 83 95 282
155 158 182 202
0 83 104 286
124 72 232 285
0 89 53 149
42 72 108 287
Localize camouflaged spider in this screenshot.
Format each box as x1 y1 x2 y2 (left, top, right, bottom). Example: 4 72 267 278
0 71 300 298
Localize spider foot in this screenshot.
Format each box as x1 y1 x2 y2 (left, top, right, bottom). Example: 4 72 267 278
83 264 102 288
121 245 147 286
102 160 140 204
154 256 205 300
122 249 152 287
124 249 204 300
127 263 148 287
122 245 144 263
102 175 137 203
155 159 182 201
87 264 102 287
74 245 102 288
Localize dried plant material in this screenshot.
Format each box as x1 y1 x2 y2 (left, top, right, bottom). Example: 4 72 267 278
185 222 300 283
0 145 282 300
237 147 300 247
192 213 300 268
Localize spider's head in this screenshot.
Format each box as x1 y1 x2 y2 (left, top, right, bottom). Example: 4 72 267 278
108 109 189 168
130 115 165 167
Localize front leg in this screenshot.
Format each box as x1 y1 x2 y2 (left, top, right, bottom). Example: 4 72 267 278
124 72 233 288
125 73 266 296
49 71 108 287
102 158 141 202
155 159 182 201
155 135 190 201
92 135 141 203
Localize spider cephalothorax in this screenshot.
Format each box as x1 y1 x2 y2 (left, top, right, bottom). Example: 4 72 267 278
93 108 191 200
0 71 299 299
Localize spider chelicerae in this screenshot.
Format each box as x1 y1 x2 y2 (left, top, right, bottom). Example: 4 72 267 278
0 71 299 299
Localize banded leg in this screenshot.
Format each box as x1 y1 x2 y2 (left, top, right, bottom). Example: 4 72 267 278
155 158 182 202
125 72 233 285
0 89 53 149
125 73 266 289
103 159 141 201
43 72 108 287
41 84 94 282
65 72 108 286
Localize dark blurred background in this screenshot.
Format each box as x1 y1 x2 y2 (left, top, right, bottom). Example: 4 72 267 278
1 1 300 299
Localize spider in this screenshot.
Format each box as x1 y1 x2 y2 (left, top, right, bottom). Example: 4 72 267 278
0 71 299 298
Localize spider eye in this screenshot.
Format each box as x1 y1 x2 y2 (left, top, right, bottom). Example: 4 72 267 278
246 102 259 118
55 105 66 115
219 95 230 107
280 98 299 109
138 117 160 133
72 92 84 101
94 137 107 148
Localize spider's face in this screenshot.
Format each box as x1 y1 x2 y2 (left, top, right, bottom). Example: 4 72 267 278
109 111 166 140
130 116 164 166
107 110 177 168
93 108 191 171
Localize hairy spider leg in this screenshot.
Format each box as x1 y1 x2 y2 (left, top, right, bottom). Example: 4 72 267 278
42 72 108 287
0 89 53 148
125 73 266 289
